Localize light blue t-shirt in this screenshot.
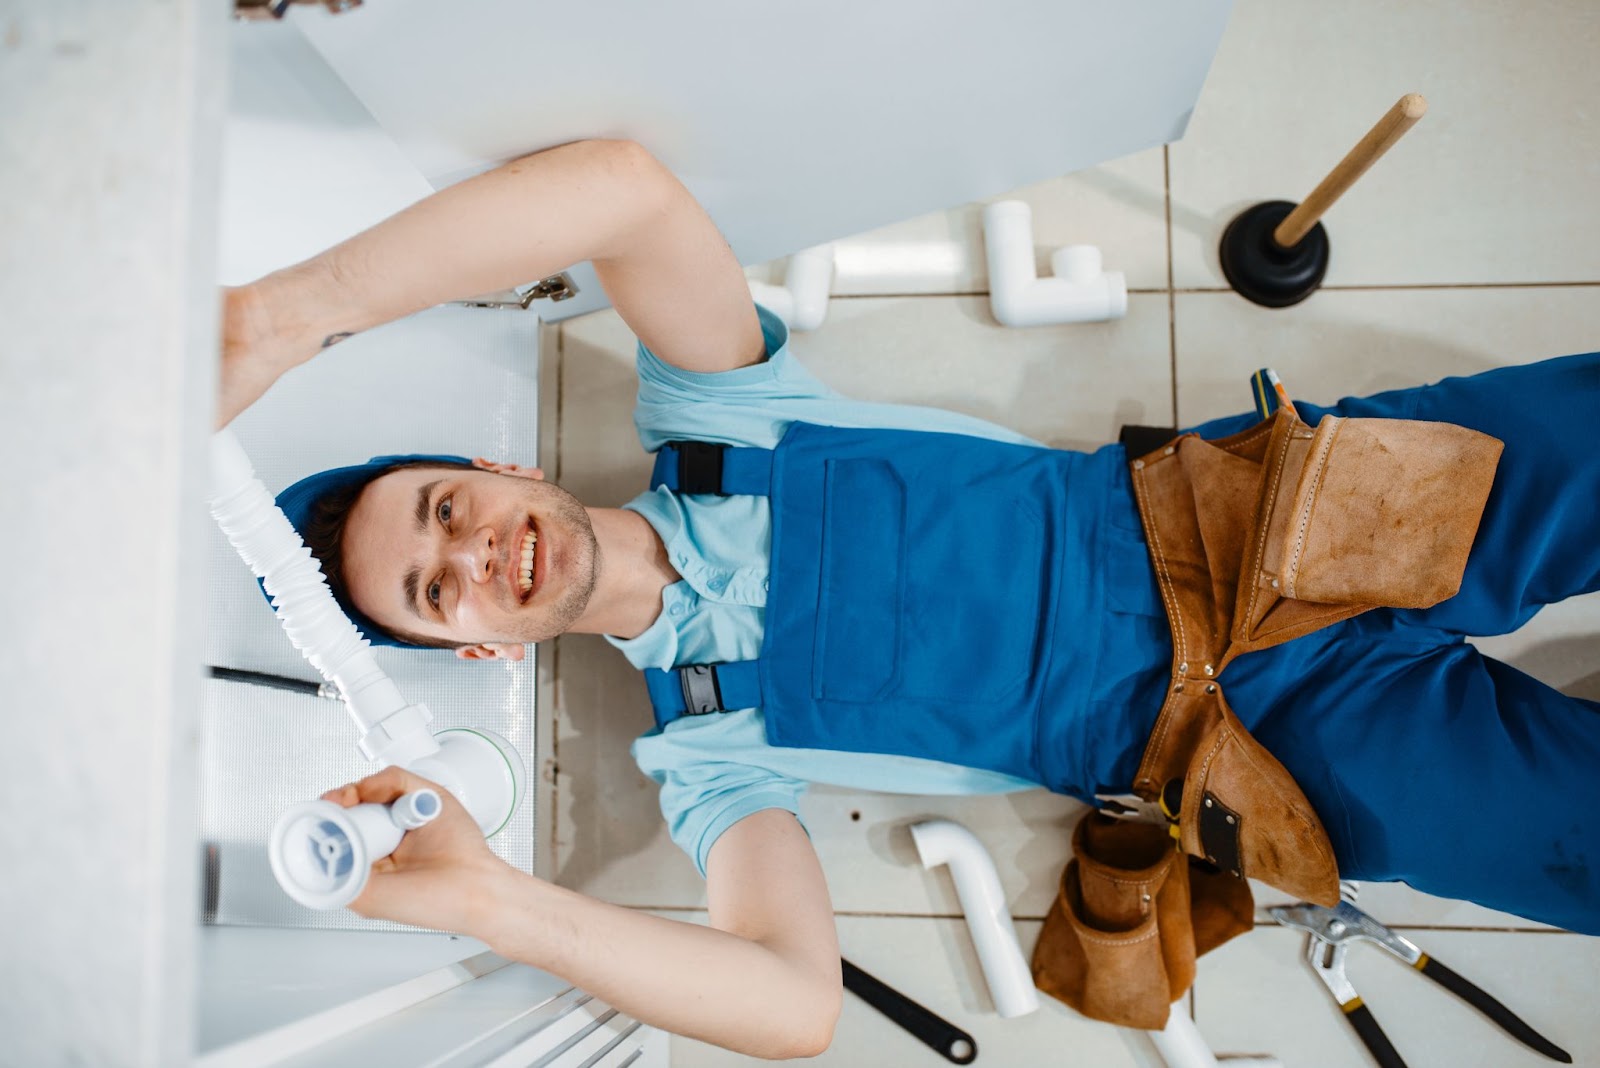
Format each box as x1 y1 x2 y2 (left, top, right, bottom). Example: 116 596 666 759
612 306 1041 876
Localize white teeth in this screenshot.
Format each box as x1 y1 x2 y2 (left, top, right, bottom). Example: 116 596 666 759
518 529 537 592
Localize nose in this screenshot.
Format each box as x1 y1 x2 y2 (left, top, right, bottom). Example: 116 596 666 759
452 525 497 586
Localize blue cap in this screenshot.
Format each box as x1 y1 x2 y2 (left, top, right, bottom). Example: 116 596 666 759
268 453 470 649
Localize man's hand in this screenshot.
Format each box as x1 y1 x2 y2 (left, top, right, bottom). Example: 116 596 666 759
320 765 508 935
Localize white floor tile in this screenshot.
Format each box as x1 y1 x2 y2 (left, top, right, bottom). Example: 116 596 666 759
1173 285 1600 429
1195 926 1599 1068
663 914 1150 1067
748 147 1170 296
1169 0 1600 288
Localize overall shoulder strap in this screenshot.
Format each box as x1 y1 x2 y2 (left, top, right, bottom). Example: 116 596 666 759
643 661 764 730
650 442 776 495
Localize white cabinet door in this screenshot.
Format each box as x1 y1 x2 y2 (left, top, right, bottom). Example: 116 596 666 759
288 0 1232 319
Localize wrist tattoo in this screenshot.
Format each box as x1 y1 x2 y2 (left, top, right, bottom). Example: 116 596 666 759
321 331 355 349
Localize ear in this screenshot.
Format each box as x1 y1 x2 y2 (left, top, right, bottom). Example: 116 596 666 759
454 642 527 662
472 457 544 481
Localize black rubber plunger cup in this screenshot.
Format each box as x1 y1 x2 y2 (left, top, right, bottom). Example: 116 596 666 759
1217 93 1428 309
1219 200 1329 308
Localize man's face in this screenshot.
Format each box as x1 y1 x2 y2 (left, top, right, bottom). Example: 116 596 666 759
340 461 598 658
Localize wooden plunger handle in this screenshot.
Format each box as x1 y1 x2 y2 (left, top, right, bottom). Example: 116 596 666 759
1273 93 1428 248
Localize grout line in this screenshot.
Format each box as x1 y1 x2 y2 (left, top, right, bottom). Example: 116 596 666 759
1175 280 1600 294
1164 144 1179 427
1252 919 1565 934
823 280 1600 302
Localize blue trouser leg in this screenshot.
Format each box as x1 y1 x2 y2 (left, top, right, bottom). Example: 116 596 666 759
1143 352 1600 930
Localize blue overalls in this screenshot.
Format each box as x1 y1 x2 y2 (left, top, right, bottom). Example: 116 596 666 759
644 351 1600 935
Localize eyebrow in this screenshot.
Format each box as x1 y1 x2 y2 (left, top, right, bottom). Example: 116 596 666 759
413 479 443 534
402 566 423 621
401 478 446 621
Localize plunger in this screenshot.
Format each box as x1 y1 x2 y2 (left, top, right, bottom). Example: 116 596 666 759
1220 93 1427 307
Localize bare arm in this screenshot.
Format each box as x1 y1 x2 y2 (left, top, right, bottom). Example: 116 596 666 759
331 769 841 1059
222 138 763 423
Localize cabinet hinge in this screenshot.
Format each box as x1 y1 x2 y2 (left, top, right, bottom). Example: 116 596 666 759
459 273 580 310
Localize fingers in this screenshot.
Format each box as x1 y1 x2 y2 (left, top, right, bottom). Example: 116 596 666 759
319 765 443 807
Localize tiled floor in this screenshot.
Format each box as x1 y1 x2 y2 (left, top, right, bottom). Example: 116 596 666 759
542 2 1600 1063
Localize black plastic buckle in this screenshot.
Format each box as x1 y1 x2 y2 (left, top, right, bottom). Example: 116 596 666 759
679 664 724 716
673 441 727 495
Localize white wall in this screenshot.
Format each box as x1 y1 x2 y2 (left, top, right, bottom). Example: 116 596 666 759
0 3 225 1064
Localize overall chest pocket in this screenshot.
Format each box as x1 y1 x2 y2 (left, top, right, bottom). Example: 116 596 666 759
811 458 1048 705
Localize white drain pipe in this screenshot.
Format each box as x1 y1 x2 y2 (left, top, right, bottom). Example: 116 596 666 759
748 243 834 331
983 200 1127 327
210 429 525 910
910 819 1039 1018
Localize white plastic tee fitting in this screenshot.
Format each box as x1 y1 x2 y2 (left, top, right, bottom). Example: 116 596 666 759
983 200 1127 327
270 788 442 911
748 244 834 331
910 819 1039 1018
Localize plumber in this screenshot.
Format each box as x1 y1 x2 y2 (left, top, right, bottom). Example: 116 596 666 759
221 139 1599 1055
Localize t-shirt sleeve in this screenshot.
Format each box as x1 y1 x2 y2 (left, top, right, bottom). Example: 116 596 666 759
632 730 808 877
633 304 841 452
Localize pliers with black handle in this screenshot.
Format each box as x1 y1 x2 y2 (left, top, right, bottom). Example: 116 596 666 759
1269 899 1570 1068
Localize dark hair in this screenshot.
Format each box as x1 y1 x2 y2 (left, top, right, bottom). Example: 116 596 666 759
300 458 477 649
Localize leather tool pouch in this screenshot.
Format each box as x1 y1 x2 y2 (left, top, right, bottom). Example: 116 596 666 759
1031 814 1252 1029
1032 407 1501 1028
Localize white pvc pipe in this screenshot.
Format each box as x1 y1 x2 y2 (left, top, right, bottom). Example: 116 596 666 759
748 243 834 331
909 819 1039 1018
1122 1008 1283 1068
210 429 439 768
983 200 1127 327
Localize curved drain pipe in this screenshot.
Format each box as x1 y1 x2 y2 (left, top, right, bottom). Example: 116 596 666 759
748 243 834 331
910 819 1039 1018
983 200 1127 327
211 429 525 910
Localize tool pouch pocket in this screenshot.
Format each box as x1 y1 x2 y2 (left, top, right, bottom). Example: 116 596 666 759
1235 413 1504 652
1178 692 1340 906
1032 814 1251 1029
1273 415 1503 608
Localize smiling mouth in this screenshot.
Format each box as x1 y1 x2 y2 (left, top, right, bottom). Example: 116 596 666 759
517 521 539 601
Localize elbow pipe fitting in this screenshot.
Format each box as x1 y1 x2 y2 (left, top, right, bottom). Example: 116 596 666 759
910 819 1039 1018
983 200 1127 327
748 244 834 331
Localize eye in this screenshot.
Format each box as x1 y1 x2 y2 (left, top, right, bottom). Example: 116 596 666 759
437 496 453 527
428 578 442 611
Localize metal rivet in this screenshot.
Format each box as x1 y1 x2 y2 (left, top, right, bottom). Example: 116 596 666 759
1133 459 1145 470
1206 855 1217 865
1178 662 1188 675
1225 814 1236 825
1173 683 1185 693
1271 577 1280 589
1163 446 1176 456
1203 663 1214 676
1141 892 1152 903
1205 684 1217 694
1204 798 1214 808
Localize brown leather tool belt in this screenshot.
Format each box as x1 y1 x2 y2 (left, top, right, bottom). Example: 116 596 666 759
1032 407 1502 1028
1126 406 1503 903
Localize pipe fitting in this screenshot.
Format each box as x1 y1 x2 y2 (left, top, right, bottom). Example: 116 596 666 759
983 200 1127 327
910 819 1038 1018
748 244 834 331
